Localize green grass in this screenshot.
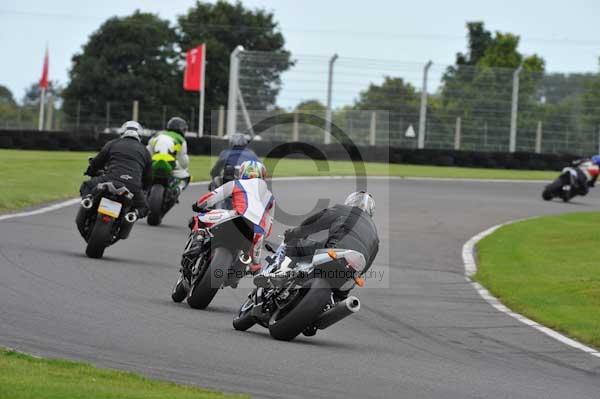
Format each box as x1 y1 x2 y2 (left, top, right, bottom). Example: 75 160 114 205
475 212 600 349
0 149 556 212
0 348 245 399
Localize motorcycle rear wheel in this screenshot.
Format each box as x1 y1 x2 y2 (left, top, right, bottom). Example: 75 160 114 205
85 216 112 259
147 184 165 226
186 247 232 309
268 278 331 341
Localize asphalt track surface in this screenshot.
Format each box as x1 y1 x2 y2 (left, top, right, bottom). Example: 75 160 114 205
2 178 600 399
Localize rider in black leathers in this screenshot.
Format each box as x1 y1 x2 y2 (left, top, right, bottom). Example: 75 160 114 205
284 191 379 276
80 121 152 217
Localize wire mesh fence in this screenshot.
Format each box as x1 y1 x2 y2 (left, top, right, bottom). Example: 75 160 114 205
3 50 600 156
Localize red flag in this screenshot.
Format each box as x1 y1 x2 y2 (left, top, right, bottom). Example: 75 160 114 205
183 44 205 92
39 47 49 89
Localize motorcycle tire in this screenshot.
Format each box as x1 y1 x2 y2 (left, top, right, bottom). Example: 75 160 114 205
187 247 232 310
85 216 112 259
542 179 562 201
268 278 331 341
233 296 257 331
147 184 165 226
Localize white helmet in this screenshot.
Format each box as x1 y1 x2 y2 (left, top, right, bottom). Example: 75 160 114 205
229 132 249 147
344 191 375 217
120 120 143 142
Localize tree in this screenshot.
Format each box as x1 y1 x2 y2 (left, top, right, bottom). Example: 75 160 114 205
178 1 293 121
438 22 545 150
22 80 62 106
0 85 16 106
62 11 180 129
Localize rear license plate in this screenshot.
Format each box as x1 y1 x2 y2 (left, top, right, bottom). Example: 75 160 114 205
98 197 122 218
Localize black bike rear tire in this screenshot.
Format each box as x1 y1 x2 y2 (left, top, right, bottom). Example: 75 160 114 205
147 184 165 226
186 247 232 310
85 216 112 259
268 278 331 341
542 179 562 201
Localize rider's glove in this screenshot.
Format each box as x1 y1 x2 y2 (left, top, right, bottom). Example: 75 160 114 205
192 202 207 213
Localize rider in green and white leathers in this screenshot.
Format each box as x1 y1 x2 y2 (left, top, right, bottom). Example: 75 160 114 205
147 117 191 191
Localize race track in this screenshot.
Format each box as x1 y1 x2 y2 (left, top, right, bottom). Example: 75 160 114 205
1 178 600 399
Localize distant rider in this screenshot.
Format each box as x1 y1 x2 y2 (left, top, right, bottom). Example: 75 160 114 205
191 160 273 273
209 133 259 189
565 155 600 195
80 120 152 217
258 191 379 297
147 117 191 193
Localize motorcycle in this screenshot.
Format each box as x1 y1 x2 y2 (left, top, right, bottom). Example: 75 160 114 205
171 210 255 309
75 180 138 259
232 242 365 341
146 155 181 226
542 167 587 202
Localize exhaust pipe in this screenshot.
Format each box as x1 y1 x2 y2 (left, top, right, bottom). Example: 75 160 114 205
124 211 138 223
314 296 360 330
81 197 93 209
118 211 138 240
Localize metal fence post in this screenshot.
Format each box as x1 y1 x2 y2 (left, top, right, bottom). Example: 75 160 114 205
162 106 167 129
218 105 225 137
417 61 433 149
292 110 299 142
535 121 543 153
325 53 338 144
45 95 54 130
132 100 139 122
190 106 195 133
509 64 523 153
454 116 461 150
227 45 244 136
369 111 377 146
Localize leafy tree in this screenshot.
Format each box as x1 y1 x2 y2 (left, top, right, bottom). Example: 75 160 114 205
0 85 16 106
178 0 293 125
438 22 545 150
62 11 180 129
22 80 62 106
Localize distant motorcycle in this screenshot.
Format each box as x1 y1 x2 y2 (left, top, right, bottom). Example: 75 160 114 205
146 155 181 226
75 179 138 259
171 210 255 309
232 242 364 341
542 167 587 202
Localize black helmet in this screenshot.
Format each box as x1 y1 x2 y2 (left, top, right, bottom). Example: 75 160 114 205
166 117 188 135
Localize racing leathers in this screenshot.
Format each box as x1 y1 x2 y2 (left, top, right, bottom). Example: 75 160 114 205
284 204 379 276
80 136 152 216
147 130 190 191
564 159 600 195
193 178 274 272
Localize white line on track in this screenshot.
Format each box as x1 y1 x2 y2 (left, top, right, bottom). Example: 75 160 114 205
463 220 600 358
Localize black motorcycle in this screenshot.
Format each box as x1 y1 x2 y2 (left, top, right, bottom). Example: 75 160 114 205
542 167 587 202
75 181 138 259
146 157 181 226
232 242 364 341
171 211 255 309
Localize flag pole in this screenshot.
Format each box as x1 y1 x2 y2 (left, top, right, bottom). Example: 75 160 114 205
198 44 206 138
38 88 46 131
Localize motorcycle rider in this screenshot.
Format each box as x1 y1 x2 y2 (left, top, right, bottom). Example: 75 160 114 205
209 132 259 189
80 120 152 217
147 117 191 193
191 160 273 273
256 191 379 295
565 155 600 195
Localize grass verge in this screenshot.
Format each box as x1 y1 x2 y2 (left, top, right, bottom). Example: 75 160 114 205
0 149 555 212
475 212 600 349
0 348 245 399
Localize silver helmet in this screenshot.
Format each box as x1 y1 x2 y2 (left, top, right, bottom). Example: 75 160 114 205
120 120 143 142
344 191 375 217
229 132 249 147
